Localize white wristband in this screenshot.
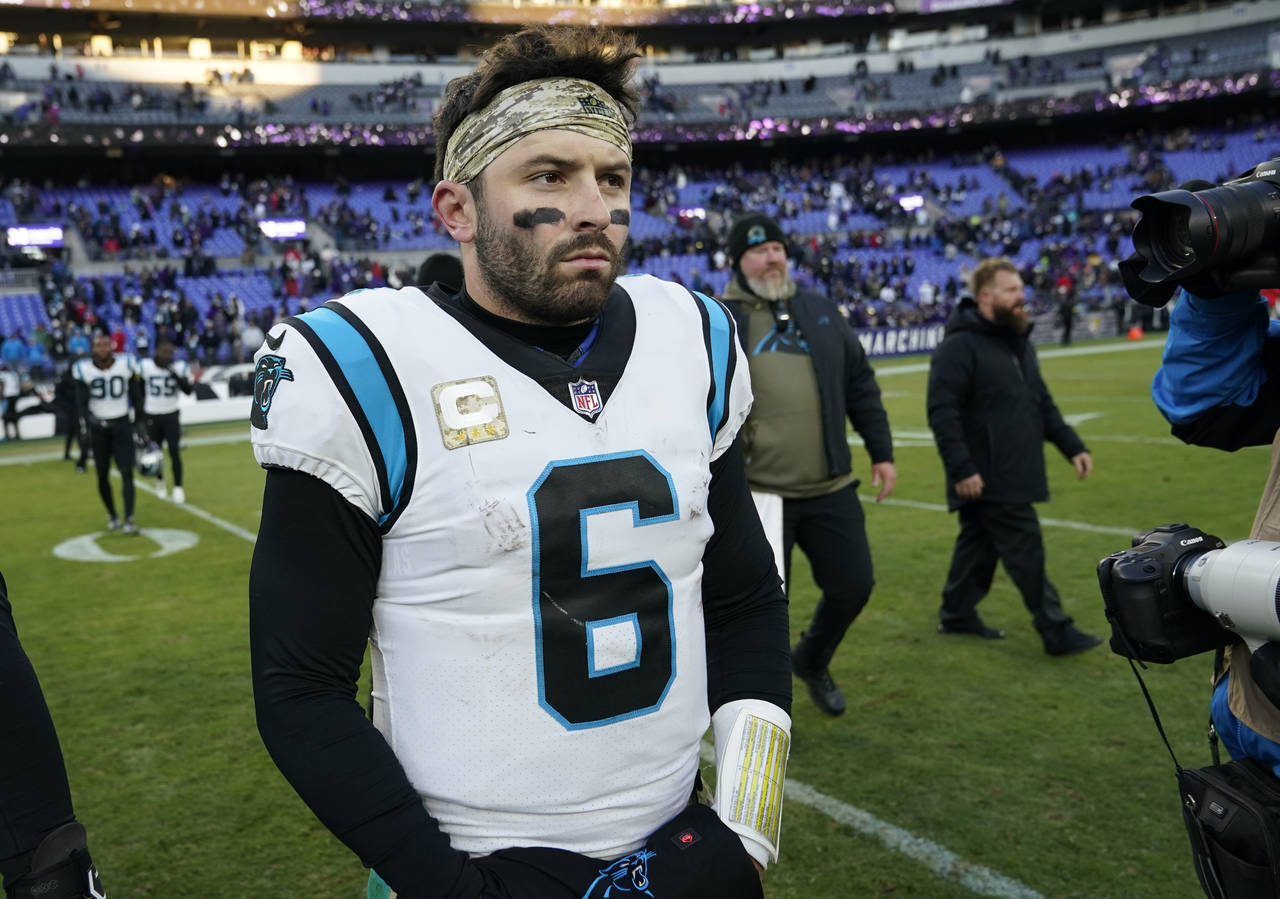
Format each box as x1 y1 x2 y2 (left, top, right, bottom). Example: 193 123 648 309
710 698 792 868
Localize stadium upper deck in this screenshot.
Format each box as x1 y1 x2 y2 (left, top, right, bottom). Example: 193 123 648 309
0 0 1275 155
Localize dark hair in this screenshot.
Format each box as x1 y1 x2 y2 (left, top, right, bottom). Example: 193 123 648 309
432 25 641 184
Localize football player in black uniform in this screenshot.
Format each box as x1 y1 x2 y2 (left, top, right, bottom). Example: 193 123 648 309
71 335 144 535
139 339 194 503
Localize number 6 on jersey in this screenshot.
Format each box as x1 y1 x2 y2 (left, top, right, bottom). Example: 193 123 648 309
528 452 679 730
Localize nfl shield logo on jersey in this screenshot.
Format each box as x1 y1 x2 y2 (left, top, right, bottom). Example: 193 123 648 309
568 377 603 420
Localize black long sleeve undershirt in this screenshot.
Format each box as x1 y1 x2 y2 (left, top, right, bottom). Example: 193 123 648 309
249 435 790 897
702 439 792 716
250 471 482 899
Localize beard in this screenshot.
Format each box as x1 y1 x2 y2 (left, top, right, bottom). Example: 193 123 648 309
473 204 625 326
745 269 795 302
993 305 1030 334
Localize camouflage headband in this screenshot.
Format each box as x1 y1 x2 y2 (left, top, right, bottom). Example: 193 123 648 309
442 77 633 185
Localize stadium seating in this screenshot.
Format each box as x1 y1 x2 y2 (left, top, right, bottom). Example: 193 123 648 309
4 117 1230 358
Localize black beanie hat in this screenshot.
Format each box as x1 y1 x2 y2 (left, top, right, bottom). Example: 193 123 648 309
726 213 787 267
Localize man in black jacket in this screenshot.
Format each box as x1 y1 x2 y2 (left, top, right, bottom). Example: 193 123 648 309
721 213 897 716
926 257 1100 656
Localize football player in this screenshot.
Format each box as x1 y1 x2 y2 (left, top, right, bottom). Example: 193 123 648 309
250 25 792 899
138 338 194 502
0 572 107 899
72 333 143 535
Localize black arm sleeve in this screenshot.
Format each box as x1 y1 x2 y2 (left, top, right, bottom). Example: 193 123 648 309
701 438 792 716
249 469 483 899
73 381 89 424
128 376 145 425
1171 338 1280 450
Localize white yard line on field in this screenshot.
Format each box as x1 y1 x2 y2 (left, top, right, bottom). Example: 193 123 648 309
859 493 1139 537
0 430 249 467
697 744 1044 899
852 430 1238 450
874 336 1165 377
112 471 259 543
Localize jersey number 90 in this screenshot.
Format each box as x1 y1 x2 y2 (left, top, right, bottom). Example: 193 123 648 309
529 452 678 730
89 375 127 399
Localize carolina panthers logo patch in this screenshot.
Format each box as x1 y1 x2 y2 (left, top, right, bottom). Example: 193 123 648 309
581 849 656 898
251 354 294 430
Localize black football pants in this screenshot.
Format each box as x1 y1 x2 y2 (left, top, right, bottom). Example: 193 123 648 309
0 574 75 889
782 484 875 671
90 418 134 520
939 500 1073 634
146 412 182 486
389 804 763 899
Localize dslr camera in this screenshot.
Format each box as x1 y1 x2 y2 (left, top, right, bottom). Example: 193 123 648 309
1101 526 1280 899
1119 160 1280 307
1099 523 1280 672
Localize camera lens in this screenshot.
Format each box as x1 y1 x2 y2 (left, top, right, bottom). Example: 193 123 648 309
1131 178 1280 284
1131 190 1209 282
1148 208 1196 273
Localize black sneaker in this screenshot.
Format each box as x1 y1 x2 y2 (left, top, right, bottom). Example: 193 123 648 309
1043 624 1102 656
792 645 846 717
938 619 1005 639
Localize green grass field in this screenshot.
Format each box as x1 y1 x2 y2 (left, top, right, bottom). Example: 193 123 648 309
0 334 1265 898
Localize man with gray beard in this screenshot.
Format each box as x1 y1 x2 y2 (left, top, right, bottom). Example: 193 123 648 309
720 212 897 718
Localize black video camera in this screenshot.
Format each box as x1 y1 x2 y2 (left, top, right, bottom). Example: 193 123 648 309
1119 161 1280 308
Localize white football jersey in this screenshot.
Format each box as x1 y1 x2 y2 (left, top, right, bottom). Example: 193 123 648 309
139 357 190 415
73 354 139 420
251 276 751 860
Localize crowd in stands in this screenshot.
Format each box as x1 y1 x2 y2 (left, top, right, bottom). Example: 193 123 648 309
344 73 433 114
4 119 1279 389
0 9 1269 151
294 0 893 25
0 247 420 380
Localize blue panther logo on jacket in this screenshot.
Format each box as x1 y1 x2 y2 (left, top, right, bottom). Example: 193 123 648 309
581 849 657 898
251 354 294 430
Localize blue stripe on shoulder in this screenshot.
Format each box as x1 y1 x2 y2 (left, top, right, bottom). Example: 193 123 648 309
692 290 732 440
297 305 407 526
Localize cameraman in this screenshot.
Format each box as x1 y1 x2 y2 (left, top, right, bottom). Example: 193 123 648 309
1152 285 1280 776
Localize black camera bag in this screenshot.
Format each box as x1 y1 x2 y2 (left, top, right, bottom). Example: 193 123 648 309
1179 758 1280 898
1124 644 1280 898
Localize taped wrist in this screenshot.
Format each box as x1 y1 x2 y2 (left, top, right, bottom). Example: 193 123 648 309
4 823 105 899
710 698 792 868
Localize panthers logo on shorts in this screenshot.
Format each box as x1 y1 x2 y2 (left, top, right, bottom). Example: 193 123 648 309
251 354 294 430
581 849 656 898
